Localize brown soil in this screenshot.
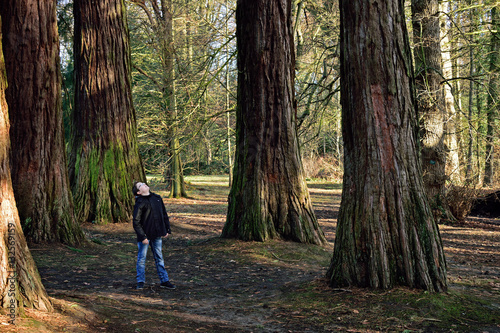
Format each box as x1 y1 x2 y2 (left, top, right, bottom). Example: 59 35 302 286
1 180 499 332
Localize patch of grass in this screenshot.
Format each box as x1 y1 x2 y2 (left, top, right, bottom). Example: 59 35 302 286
392 290 500 330
91 238 106 245
307 180 343 190
449 275 500 290
274 281 500 332
248 240 332 267
197 238 332 269
185 175 230 185
65 245 84 253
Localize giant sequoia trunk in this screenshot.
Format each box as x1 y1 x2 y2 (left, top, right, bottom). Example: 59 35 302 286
69 0 145 223
0 19 52 315
222 0 326 244
0 0 83 244
412 0 453 221
326 0 447 291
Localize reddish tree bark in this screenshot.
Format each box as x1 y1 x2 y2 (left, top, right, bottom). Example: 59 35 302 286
0 0 83 244
0 15 52 316
327 0 447 291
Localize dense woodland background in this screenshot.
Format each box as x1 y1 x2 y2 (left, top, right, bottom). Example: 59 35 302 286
73 0 497 187
60 0 339 179
54 0 499 197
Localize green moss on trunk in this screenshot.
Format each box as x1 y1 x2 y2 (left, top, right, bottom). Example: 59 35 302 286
72 142 142 224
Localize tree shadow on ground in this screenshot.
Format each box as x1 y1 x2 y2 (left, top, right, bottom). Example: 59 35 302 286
2 180 499 332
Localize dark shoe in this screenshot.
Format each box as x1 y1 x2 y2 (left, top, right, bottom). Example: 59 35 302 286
137 282 145 289
160 281 176 289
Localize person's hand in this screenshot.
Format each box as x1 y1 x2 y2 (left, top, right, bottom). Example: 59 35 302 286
142 238 149 245
162 233 170 238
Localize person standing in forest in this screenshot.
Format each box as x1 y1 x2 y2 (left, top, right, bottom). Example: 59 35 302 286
132 181 176 290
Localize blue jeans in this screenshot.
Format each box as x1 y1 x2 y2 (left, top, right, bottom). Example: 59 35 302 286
136 238 170 284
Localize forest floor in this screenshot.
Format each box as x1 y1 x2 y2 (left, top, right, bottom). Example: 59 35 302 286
1 176 500 332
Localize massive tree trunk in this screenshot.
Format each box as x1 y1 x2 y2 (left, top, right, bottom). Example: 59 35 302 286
412 0 453 221
0 18 52 317
326 0 447 291
70 0 145 223
222 0 326 245
0 0 84 244
484 6 499 186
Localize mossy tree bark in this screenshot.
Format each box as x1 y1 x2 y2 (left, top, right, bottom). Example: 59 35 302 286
222 0 326 245
169 135 187 198
326 0 447 291
0 18 52 315
0 0 84 244
70 0 145 224
412 0 454 222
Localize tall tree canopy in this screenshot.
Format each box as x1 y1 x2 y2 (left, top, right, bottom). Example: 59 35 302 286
0 0 83 244
129 0 189 198
326 0 447 291
222 0 326 244
69 0 145 223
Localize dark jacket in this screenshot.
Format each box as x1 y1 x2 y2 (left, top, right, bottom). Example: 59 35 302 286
133 192 171 242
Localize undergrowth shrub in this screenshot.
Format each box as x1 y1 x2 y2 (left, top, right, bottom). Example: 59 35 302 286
445 185 480 221
302 156 343 182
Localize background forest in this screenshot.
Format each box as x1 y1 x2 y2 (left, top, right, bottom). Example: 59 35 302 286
58 0 340 184
56 0 498 190
70 0 500 199
58 0 500 192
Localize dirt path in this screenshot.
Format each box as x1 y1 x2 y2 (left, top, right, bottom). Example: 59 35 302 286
3 181 500 332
